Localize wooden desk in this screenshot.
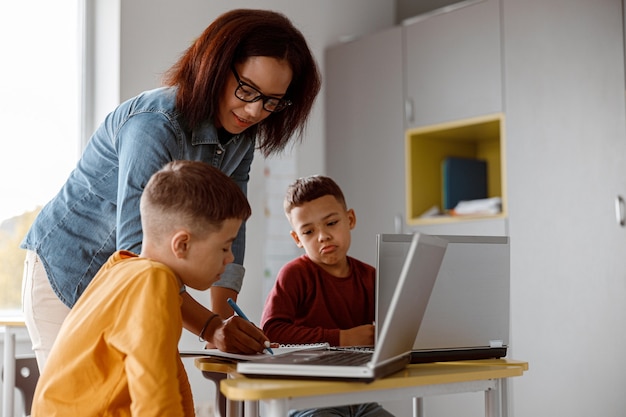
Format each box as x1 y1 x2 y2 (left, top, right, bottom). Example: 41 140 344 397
195 358 528 417
1 318 26 417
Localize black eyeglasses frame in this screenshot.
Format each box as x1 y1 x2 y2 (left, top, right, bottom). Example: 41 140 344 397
231 67 292 113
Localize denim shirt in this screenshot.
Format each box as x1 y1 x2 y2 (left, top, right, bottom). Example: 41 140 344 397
21 87 255 308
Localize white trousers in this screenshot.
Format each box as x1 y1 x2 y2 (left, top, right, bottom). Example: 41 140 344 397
22 250 70 371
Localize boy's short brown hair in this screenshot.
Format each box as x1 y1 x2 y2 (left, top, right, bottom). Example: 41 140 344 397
283 175 347 216
141 160 251 237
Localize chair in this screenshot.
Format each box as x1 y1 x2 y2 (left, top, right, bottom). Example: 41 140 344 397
2 355 39 416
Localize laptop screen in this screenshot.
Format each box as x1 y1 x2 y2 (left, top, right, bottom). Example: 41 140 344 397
376 234 510 352
372 233 448 363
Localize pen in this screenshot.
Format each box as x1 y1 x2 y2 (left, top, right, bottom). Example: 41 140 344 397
227 298 274 355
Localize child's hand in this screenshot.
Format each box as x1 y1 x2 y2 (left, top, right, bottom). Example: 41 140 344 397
211 315 271 354
339 324 375 347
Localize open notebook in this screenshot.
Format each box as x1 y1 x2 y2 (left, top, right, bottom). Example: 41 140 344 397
236 233 448 382
179 343 329 361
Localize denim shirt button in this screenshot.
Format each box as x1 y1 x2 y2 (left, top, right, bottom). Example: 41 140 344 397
216 149 223 155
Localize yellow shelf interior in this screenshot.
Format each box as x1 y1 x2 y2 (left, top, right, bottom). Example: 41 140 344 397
405 113 506 225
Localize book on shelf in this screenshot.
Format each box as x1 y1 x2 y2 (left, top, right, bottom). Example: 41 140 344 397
179 342 329 361
442 157 488 211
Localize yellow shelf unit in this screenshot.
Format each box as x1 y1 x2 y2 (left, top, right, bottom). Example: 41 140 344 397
405 113 507 225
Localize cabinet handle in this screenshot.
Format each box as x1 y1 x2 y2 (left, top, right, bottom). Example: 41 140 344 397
394 214 404 234
615 195 625 227
405 98 414 123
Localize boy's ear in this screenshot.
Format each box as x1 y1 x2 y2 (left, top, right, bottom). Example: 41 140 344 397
289 230 303 248
347 208 356 230
171 230 191 258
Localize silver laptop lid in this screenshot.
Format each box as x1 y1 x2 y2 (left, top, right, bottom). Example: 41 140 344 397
236 233 447 381
376 234 509 351
371 233 448 364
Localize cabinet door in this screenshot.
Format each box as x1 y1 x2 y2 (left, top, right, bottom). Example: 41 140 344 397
404 0 502 128
503 0 626 415
325 27 405 264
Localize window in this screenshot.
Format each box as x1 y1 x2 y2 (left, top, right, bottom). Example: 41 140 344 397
0 1 81 313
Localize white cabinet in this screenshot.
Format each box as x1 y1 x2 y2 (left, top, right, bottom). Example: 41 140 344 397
326 2 506 251
404 0 502 128
325 0 626 416
325 26 405 264
403 0 507 235
503 0 626 415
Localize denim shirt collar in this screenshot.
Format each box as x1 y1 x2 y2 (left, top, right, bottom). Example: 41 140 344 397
191 119 246 148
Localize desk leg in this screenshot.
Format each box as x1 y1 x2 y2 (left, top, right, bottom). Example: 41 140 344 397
263 399 290 417
484 379 502 417
202 371 228 417
2 329 15 417
500 378 509 417
413 397 424 417
226 399 242 417
244 400 259 417
204 370 246 417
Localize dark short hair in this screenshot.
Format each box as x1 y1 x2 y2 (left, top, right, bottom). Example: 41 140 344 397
141 160 251 235
284 175 347 215
163 9 321 157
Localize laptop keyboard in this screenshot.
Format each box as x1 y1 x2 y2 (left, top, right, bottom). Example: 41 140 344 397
300 350 372 366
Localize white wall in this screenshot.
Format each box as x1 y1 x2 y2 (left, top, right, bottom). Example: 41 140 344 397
90 1 396 413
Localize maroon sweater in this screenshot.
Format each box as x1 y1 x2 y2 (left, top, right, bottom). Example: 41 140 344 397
261 255 375 346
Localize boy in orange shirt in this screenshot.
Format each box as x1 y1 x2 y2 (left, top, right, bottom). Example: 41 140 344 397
32 161 270 416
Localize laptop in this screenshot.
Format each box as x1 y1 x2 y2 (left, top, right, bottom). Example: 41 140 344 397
237 232 448 382
376 234 510 364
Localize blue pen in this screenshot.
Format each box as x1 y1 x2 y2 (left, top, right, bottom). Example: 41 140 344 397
227 298 274 355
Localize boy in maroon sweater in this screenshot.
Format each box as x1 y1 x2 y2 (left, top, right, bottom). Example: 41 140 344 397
261 175 393 417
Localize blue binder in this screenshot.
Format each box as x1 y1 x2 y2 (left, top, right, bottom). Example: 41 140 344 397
442 157 488 211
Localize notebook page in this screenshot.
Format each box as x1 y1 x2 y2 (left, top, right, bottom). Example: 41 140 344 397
180 343 329 361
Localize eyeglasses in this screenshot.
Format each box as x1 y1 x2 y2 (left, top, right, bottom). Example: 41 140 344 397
231 67 292 113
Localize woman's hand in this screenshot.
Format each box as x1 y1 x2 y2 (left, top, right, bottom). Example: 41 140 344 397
210 316 271 354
